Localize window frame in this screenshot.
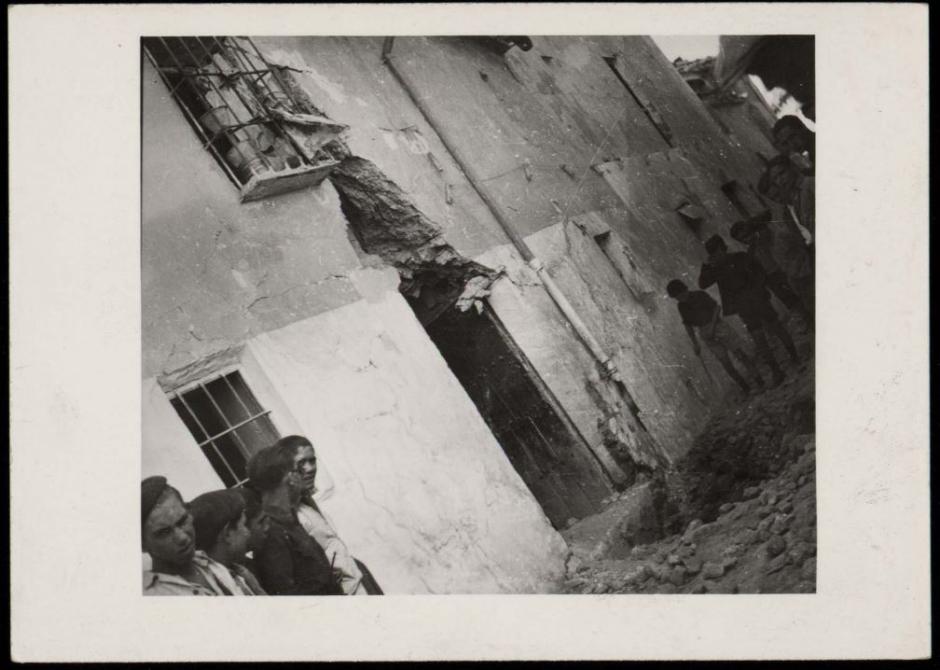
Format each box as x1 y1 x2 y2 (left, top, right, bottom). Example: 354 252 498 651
167 366 280 487
142 36 344 202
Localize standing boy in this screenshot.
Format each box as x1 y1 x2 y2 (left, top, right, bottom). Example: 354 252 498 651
729 213 813 328
698 234 799 386
666 279 762 394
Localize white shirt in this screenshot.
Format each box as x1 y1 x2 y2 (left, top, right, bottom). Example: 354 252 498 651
295 501 367 596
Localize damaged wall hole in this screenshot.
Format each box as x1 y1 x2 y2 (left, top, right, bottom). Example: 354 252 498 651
328 155 618 528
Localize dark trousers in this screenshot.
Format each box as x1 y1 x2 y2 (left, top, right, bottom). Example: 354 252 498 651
739 300 798 375
766 271 801 309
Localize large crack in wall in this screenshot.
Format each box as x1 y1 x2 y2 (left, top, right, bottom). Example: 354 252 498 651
270 61 499 321
328 153 498 324
278 62 669 497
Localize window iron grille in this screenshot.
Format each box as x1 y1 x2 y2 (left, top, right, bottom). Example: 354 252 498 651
143 36 348 201
168 369 280 488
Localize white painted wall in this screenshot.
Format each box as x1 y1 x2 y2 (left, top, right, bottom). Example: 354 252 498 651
142 378 224 502
248 283 568 594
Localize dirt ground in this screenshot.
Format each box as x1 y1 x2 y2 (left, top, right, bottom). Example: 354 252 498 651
562 320 815 594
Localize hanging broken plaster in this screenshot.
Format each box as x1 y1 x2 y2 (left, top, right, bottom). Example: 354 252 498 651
454 270 505 314
269 107 349 160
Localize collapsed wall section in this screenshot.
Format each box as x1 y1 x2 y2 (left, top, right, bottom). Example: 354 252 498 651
328 155 499 324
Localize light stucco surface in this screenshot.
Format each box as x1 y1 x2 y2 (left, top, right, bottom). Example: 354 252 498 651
251 287 569 593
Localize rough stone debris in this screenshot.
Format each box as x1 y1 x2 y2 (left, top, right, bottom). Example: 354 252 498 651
560 342 816 594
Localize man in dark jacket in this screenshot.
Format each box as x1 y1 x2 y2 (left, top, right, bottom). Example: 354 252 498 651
729 213 813 329
698 234 798 386
246 445 344 596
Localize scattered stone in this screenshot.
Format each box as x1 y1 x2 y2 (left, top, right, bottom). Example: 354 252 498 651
778 499 794 514
765 552 789 574
734 529 755 546
630 544 654 560
721 556 738 571
759 490 777 506
686 522 714 544
743 485 760 499
719 502 734 514
678 543 696 559
682 556 702 574
691 583 707 594
765 535 786 558
770 515 791 535
621 564 649 586
666 553 681 566
787 542 812 567
657 583 677 594
566 517 579 528
801 557 816 581
686 519 702 534
757 505 773 519
667 567 687 586
702 562 725 580
647 564 669 582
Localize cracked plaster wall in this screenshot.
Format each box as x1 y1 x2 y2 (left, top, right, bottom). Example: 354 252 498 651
246 287 569 594
143 59 363 378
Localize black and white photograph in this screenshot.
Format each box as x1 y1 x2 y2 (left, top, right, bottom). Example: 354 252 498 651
10 3 930 662
140 33 816 596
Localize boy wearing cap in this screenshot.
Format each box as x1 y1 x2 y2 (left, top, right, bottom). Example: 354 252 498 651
141 476 231 596
189 489 267 595
666 279 762 394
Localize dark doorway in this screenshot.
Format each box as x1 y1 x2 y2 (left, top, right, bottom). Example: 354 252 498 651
421 302 613 528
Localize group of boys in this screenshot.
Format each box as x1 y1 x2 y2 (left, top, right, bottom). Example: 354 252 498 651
667 115 815 395
142 435 382 596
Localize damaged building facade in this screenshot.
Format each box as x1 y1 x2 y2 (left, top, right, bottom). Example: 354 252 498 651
142 35 785 594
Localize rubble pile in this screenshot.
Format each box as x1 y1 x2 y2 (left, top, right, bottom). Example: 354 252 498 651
666 367 814 525
562 360 816 594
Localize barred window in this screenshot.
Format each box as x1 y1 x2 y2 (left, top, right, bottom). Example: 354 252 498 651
143 36 347 202
169 370 280 487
